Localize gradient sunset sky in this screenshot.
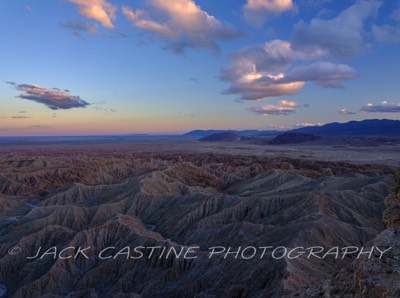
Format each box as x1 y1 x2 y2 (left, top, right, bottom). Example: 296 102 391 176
1 0 400 136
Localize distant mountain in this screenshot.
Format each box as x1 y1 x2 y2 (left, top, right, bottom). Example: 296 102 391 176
186 119 400 139
292 119 400 136
183 129 280 137
199 132 240 142
268 132 321 145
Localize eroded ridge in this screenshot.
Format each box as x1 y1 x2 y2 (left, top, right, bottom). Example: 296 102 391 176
0 149 395 297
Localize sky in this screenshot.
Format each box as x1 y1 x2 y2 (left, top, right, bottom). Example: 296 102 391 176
0 0 400 136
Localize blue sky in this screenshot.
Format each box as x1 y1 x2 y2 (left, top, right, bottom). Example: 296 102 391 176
0 0 400 135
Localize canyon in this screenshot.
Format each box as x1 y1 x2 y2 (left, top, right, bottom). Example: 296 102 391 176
0 139 398 297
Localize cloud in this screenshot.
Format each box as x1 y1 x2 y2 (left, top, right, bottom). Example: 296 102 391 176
177 111 195 117
93 107 117 112
372 24 400 43
291 1 382 58
392 7 400 20
7 82 90 110
11 116 31 119
122 0 243 54
243 0 294 27
18 111 26 114
244 0 294 12
68 0 116 29
61 19 98 38
249 99 299 115
338 108 357 115
361 101 400 113
29 125 49 129
220 40 355 100
295 122 324 127
265 123 293 130
0 115 31 119
91 100 107 105
297 0 334 7
281 61 357 87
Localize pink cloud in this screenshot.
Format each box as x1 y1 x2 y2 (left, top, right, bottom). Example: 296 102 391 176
243 0 294 26
69 0 116 29
123 0 242 54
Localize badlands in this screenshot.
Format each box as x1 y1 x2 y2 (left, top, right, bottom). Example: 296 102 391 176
0 137 399 297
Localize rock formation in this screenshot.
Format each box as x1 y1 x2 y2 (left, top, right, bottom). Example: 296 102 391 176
293 167 400 297
0 147 396 297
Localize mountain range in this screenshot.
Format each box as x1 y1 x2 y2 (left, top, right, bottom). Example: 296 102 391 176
184 119 400 137
293 119 400 136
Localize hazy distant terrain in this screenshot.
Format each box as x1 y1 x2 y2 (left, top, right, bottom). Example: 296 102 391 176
0 138 399 297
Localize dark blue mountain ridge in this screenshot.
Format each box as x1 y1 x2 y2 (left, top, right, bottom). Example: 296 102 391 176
184 119 400 137
291 119 400 136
